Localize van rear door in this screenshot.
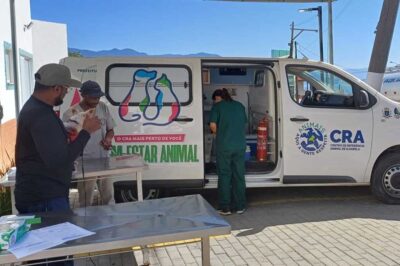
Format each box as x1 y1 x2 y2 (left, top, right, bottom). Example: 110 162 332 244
103 59 204 188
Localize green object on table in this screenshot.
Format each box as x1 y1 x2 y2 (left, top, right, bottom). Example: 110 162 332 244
0 215 40 251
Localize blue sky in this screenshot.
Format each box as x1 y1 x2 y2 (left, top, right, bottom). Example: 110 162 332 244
31 0 400 69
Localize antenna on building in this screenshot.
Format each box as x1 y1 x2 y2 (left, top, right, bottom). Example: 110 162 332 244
23 21 34 31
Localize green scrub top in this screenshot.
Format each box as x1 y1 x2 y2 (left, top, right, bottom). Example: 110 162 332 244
210 100 247 151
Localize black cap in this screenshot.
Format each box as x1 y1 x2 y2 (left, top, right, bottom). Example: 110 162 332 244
80 80 105 98
212 89 223 100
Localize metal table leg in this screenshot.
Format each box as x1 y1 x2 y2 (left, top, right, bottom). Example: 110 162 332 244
201 237 211 266
10 186 17 214
136 171 149 265
136 171 143 202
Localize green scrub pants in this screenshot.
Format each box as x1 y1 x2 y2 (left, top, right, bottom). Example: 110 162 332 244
216 147 247 210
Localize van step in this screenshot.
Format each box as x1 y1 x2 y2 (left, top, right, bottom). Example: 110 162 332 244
205 161 276 175
205 177 281 188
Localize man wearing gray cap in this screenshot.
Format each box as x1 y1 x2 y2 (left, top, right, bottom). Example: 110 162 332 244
15 64 101 216
63 80 116 207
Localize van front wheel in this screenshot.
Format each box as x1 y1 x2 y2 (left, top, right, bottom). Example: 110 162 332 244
372 153 400 204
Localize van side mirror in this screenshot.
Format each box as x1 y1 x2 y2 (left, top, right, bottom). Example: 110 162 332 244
358 90 369 108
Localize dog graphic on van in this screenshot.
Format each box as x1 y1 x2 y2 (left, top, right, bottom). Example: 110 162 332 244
118 69 180 126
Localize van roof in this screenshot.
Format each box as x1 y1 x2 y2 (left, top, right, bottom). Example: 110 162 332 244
60 56 311 64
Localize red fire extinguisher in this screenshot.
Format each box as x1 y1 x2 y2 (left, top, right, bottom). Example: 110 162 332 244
257 117 268 161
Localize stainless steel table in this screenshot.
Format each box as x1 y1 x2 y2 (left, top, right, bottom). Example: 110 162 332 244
0 194 231 266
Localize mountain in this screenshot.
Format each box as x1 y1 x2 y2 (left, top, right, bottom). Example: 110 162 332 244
68 49 393 81
69 48 147 57
346 68 368 80
158 52 221 57
68 48 219 58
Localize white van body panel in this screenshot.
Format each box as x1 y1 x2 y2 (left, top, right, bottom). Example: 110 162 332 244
366 92 400 181
279 60 373 183
61 57 205 185
60 56 400 190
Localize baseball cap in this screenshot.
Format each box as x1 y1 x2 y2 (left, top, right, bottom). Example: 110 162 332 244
34 63 81 88
80 80 105 98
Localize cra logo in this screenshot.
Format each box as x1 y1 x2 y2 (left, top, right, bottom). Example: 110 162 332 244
295 122 327 155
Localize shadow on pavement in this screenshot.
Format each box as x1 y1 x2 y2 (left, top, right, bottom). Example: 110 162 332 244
173 186 400 237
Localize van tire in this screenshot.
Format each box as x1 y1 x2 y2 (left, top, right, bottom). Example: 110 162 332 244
114 182 160 203
371 152 400 204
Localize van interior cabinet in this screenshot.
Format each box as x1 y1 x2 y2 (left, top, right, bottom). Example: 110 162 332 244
202 65 277 175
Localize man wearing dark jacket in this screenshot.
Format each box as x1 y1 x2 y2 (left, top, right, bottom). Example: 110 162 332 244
15 63 101 214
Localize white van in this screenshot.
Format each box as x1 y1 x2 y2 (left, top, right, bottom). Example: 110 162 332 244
60 56 400 204
381 72 400 102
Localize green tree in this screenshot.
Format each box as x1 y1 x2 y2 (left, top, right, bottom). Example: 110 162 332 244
68 51 83 57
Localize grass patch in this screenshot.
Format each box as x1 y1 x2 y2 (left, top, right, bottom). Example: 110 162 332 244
0 187 11 216
0 152 14 216
1 119 16 216
0 119 17 216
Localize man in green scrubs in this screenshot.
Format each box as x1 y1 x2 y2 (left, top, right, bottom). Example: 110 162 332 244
210 89 247 215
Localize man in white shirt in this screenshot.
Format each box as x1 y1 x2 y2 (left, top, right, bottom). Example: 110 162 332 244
63 80 116 207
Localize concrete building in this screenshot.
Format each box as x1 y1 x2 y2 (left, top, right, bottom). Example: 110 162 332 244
0 0 68 123
32 20 68 73
0 0 33 122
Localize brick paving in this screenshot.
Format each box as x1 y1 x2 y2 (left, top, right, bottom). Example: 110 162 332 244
133 188 400 265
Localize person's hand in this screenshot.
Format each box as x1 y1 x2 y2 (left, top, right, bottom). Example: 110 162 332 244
85 108 96 117
68 128 79 142
100 137 113 150
82 115 101 134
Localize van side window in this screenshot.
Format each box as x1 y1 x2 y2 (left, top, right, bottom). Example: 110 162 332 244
286 66 355 108
105 64 192 106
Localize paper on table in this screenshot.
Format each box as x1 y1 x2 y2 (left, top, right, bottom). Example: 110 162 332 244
8 222 95 259
32 222 95 242
8 233 61 259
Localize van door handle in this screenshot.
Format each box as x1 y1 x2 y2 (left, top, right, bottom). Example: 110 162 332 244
290 117 309 122
173 117 194 122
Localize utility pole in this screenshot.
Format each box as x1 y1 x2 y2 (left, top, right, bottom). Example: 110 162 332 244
289 22 295 58
299 6 324 62
217 0 336 62
317 6 323 62
10 0 20 117
367 0 400 91
288 22 318 59
328 0 334 64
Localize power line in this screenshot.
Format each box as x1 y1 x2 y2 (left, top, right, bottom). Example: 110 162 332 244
294 0 353 60
297 42 320 58
296 14 318 27
334 0 352 21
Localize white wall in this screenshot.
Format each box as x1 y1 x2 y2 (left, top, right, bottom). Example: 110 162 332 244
0 0 33 122
32 20 68 72
0 4 67 123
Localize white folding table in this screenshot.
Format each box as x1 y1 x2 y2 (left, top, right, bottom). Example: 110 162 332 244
0 155 148 214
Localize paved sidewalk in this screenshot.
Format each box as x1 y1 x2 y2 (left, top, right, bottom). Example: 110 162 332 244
134 188 400 266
